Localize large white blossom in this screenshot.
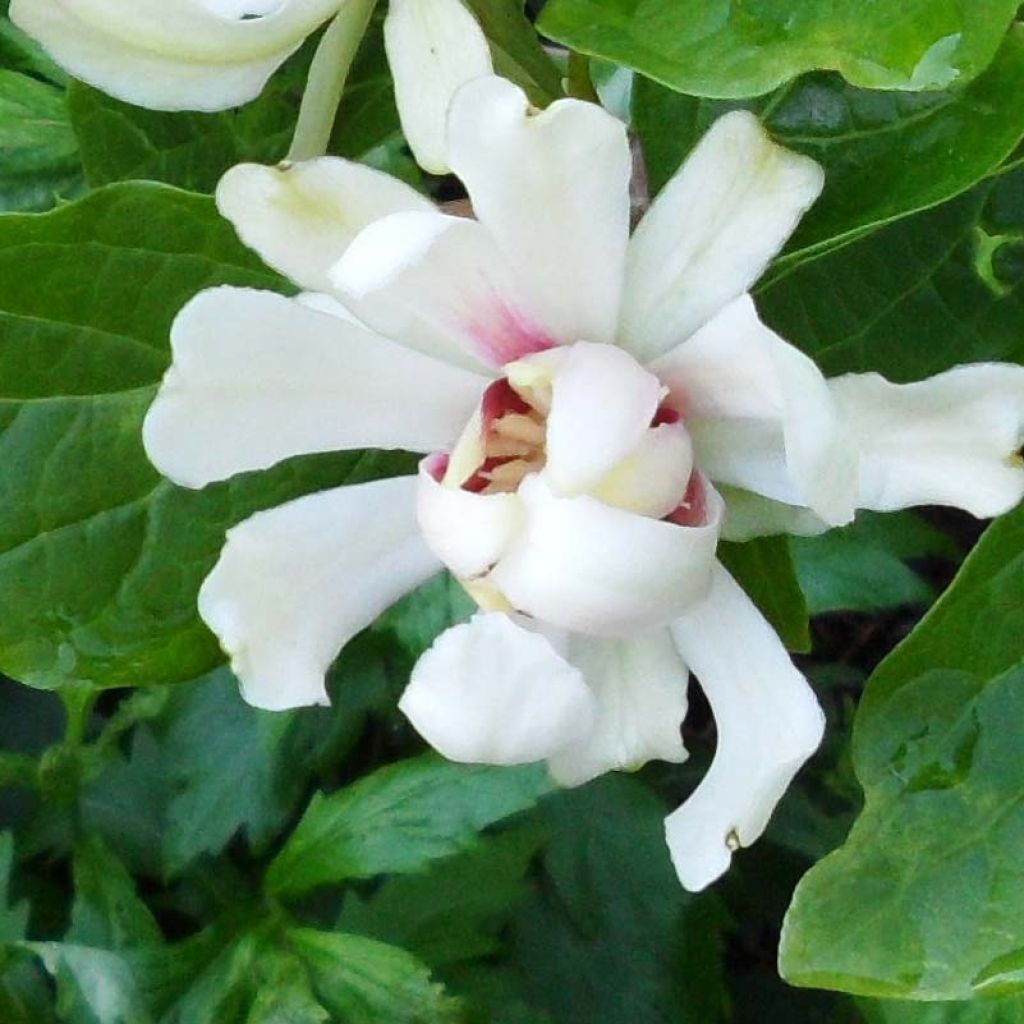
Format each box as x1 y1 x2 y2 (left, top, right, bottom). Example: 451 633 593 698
10 0 491 172
142 75 1024 890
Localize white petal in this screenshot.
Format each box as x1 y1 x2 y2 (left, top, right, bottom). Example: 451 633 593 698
331 211 554 372
488 473 723 634
416 457 524 578
621 112 824 361
11 0 339 111
548 629 689 787
216 159 432 293
718 487 830 543
592 423 694 520
201 477 439 710
384 0 492 174
142 287 487 488
654 296 858 527
666 563 825 891
830 363 1024 517
399 613 595 764
543 342 663 496
447 75 631 346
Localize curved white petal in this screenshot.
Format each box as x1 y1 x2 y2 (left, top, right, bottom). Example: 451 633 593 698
654 296 858 527
544 342 663 496
830 364 1024 518
666 563 825 891
548 629 689 787
416 458 524 578
621 112 824 361
447 75 631 346
592 423 694 520
385 0 492 174
718 487 829 543
142 287 487 488
399 613 595 764
331 211 553 372
201 476 439 710
11 0 339 111
217 159 432 293
488 474 723 635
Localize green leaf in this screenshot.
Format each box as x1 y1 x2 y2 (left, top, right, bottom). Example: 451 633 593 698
27 943 154 1024
792 512 956 615
66 76 300 195
861 996 1024 1024
68 836 161 949
0 69 82 211
0 833 28 941
0 957 56 1024
757 170 1024 381
511 775 727 1024
462 0 563 105
338 826 547 967
632 27 1024 261
244 950 329 1024
266 755 553 896
68 18 406 195
717 537 810 652
287 929 461 1024
159 669 329 876
539 0 1019 99
373 573 475 662
80 729 170 879
133 926 257 1024
0 183 413 691
780 503 1024 999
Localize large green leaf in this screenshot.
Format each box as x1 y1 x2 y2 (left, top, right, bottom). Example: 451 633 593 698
757 170 1024 381
0 69 81 211
0 183 411 691
862 996 1024 1024
539 0 1019 99
66 76 301 195
632 27 1024 261
266 754 552 896
68 20 410 195
780 503 1024 999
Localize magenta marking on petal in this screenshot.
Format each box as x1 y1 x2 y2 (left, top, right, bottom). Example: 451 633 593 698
465 298 556 367
424 451 450 482
666 472 708 528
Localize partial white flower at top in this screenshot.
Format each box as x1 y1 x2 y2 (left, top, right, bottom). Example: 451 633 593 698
141 75 1024 890
10 0 492 172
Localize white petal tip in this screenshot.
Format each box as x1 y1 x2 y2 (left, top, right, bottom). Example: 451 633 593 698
400 614 595 765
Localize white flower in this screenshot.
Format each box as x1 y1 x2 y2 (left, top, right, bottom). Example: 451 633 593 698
142 76 1024 890
10 0 491 172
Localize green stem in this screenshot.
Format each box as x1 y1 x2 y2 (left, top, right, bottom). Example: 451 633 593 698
60 682 98 748
566 50 600 104
287 0 378 162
